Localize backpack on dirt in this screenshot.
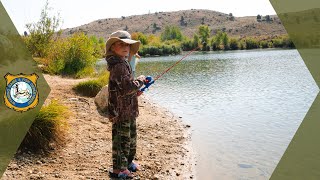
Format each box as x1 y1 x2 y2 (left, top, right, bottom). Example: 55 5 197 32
94 85 109 118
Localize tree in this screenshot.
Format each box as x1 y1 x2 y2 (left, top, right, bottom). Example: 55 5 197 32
193 34 200 48
228 13 235 21
198 25 210 48
131 32 148 45
265 15 272 22
229 38 239 50
160 26 183 41
221 32 229 50
180 16 185 26
257 14 262 22
201 17 205 25
25 0 61 57
211 31 229 50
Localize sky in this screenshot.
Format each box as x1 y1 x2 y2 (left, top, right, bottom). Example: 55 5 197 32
1 0 276 34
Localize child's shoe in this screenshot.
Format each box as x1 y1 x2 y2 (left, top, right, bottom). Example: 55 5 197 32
128 161 140 172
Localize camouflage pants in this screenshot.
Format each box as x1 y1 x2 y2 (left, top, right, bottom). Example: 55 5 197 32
112 116 137 170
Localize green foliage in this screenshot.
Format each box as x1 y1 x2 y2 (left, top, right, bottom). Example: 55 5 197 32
24 1 61 57
272 38 283 48
193 34 200 48
147 35 162 47
229 38 239 50
19 100 70 153
260 40 269 48
132 32 148 45
282 36 295 48
181 37 198 51
245 38 260 49
45 38 69 74
38 33 98 77
63 33 96 77
272 36 295 48
211 31 229 50
198 25 211 50
140 44 181 56
90 35 105 58
73 71 110 97
221 32 230 50
239 40 247 50
160 26 183 41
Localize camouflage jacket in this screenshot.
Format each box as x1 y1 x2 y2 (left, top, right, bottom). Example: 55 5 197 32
106 55 144 122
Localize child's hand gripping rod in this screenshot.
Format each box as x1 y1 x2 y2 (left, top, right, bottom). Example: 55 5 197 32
137 76 154 96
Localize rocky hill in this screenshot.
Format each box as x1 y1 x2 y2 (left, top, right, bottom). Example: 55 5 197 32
61 9 287 40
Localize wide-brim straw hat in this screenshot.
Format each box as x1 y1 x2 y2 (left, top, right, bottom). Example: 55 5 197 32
105 30 140 56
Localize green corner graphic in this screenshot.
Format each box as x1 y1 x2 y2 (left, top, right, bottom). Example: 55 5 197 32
0 2 51 177
269 0 320 179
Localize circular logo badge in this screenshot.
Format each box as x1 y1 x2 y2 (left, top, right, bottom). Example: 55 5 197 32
4 73 39 112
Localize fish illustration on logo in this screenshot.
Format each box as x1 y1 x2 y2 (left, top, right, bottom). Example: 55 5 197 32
4 73 39 112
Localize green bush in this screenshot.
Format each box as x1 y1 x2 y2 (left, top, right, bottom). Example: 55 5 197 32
46 38 69 74
73 71 109 97
132 32 148 45
239 40 247 50
90 35 105 58
19 100 70 153
181 39 195 51
41 33 98 77
229 38 239 50
245 38 259 49
161 26 183 41
282 36 295 48
272 38 284 48
63 33 96 77
260 40 269 48
140 44 181 56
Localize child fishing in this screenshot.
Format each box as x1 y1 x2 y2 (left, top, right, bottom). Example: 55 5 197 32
105 30 146 178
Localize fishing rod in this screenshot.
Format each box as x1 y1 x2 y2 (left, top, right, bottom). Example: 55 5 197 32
137 46 200 96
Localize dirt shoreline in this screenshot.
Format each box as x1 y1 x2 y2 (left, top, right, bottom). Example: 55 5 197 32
2 74 196 179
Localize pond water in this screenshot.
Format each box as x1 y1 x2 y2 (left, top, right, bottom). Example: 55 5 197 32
98 49 319 179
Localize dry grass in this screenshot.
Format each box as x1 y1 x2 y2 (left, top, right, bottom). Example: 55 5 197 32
18 100 71 154
61 9 287 40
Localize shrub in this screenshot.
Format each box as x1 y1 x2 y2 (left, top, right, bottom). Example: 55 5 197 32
140 44 181 56
131 32 148 45
160 26 183 41
63 33 96 77
229 38 239 50
260 40 269 48
181 39 196 51
45 38 69 74
282 36 295 48
19 100 70 153
272 38 283 48
245 38 259 49
73 71 109 97
90 35 105 58
239 40 247 50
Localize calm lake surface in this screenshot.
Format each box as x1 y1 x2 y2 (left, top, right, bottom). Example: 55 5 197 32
99 49 319 179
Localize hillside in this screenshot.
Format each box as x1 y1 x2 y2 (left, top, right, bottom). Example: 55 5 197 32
61 9 287 40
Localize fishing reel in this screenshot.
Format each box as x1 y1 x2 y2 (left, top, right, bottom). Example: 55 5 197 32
137 76 154 96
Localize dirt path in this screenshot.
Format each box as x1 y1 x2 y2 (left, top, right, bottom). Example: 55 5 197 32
2 74 195 180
